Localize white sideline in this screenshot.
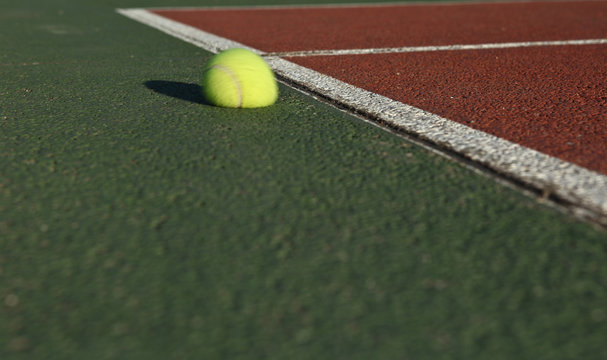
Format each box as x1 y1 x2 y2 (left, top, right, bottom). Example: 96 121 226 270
116 7 607 221
268 39 607 57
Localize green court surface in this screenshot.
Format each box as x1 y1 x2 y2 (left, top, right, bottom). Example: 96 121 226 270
1 0 606 359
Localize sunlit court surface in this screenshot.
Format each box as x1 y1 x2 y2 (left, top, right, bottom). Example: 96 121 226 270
1 0 607 359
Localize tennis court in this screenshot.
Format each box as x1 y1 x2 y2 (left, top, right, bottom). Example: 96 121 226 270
1 0 606 358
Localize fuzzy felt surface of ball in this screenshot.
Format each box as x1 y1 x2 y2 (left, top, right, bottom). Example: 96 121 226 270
202 48 278 108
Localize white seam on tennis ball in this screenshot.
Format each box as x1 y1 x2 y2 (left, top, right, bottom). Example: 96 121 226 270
209 63 243 108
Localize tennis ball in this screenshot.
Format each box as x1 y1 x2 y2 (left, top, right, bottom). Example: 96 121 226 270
202 48 278 108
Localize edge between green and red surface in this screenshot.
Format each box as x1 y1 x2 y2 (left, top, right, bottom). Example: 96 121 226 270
117 3 607 226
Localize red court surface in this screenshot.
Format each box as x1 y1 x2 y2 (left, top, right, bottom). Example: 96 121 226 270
152 1 607 177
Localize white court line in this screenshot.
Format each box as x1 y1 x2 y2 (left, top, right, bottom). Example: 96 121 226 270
268 39 607 57
125 0 603 12
116 7 607 223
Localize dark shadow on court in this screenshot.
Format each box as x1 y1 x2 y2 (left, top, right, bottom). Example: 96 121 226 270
144 80 207 105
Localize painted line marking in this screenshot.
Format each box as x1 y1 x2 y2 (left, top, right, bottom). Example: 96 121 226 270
129 1 607 11
116 7 607 224
267 39 607 57
265 56 607 216
127 1 534 11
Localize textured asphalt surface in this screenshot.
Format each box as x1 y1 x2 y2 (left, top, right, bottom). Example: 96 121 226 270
1 0 606 359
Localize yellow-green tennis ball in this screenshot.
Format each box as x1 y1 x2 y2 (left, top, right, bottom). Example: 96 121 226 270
202 48 278 108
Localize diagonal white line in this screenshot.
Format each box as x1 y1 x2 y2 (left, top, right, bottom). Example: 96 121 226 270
116 7 607 223
267 39 607 57
264 56 607 219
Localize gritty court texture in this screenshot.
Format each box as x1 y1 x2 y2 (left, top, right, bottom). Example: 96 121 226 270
1 0 607 359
